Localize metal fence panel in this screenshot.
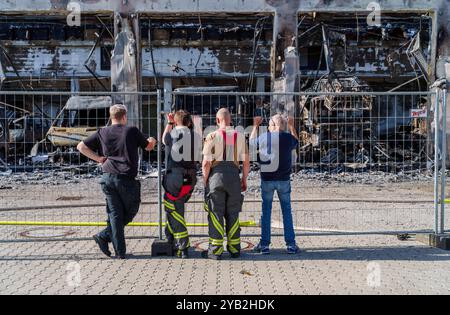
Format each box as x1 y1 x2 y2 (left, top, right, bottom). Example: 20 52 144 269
171 90 439 237
444 88 449 234
0 91 160 241
0 89 445 245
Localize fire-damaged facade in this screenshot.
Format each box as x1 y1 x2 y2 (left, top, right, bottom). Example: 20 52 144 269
0 0 449 170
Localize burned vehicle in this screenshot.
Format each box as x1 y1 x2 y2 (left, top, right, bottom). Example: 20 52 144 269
297 72 373 166
0 104 51 159
46 96 112 148
0 106 12 159
298 72 429 169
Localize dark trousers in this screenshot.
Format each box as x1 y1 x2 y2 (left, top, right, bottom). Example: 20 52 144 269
205 163 243 257
97 173 141 256
163 168 196 253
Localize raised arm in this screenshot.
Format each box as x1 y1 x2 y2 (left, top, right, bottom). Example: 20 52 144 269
250 116 263 140
162 113 175 146
288 116 299 141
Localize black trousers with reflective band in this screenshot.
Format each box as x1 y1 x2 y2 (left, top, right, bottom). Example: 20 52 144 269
205 163 242 256
163 168 196 251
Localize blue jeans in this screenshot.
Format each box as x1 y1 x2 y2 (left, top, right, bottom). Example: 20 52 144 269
260 180 296 248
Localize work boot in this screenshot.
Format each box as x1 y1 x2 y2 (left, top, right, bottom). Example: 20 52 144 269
93 234 111 257
230 252 241 259
201 250 221 261
176 249 189 259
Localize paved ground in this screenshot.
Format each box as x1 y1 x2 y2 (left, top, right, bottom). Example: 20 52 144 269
1 233 450 295
0 172 449 295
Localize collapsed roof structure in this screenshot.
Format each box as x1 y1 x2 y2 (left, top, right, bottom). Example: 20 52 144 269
0 1 447 92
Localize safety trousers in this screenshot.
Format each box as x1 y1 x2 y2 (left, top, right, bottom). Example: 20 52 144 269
205 164 243 257
163 168 196 254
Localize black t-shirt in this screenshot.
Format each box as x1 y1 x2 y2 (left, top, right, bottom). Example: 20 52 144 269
164 127 201 170
83 124 149 178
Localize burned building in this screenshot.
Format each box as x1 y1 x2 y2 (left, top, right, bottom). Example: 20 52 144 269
0 0 448 169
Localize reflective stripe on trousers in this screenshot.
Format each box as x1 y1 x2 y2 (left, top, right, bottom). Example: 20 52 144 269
205 163 242 256
163 168 196 252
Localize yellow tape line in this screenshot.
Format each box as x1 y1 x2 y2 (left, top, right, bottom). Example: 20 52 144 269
0 221 258 228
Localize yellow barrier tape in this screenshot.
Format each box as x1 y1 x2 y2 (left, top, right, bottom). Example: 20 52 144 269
0 221 258 228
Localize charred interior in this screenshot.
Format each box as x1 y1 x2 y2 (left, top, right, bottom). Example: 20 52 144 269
293 12 433 170
0 0 448 173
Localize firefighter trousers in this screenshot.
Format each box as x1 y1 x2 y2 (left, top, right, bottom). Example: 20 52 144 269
163 168 196 253
205 163 243 257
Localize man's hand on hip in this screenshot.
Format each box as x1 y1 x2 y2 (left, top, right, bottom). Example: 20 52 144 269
98 156 107 164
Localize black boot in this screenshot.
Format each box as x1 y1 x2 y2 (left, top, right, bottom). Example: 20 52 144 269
201 250 222 260
230 252 241 259
93 234 111 257
177 249 189 259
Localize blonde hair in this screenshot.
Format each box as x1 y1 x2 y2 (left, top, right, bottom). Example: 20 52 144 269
110 104 127 120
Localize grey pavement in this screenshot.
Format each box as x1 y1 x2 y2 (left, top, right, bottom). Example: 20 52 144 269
1 232 450 295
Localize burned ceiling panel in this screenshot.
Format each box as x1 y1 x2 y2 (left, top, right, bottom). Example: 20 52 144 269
142 46 271 78
0 1 446 92
0 0 440 13
0 14 113 84
0 45 110 78
141 15 273 78
296 12 433 91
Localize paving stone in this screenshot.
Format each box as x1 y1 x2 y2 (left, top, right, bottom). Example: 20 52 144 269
1 233 450 295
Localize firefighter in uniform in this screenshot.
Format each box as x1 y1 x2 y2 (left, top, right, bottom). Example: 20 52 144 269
202 108 250 260
163 110 201 259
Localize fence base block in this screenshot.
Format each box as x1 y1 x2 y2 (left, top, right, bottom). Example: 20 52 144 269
416 234 450 250
151 240 174 257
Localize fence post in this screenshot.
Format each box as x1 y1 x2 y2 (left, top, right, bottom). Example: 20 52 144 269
157 89 163 240
441 88 448 234
434 89 441 235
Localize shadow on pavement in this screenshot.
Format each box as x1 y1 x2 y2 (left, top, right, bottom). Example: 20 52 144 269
1 244 449 262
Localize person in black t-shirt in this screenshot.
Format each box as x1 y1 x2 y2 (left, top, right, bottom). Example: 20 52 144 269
162 110 201 259
77 104 157 259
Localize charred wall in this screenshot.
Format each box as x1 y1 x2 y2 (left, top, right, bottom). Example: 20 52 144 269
0 0 447 92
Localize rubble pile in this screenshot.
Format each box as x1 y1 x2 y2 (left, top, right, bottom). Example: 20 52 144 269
291 169 433 185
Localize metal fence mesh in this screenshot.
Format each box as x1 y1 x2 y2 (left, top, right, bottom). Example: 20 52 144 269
171 90 436 237
0 92 160 241
0 90 444 244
